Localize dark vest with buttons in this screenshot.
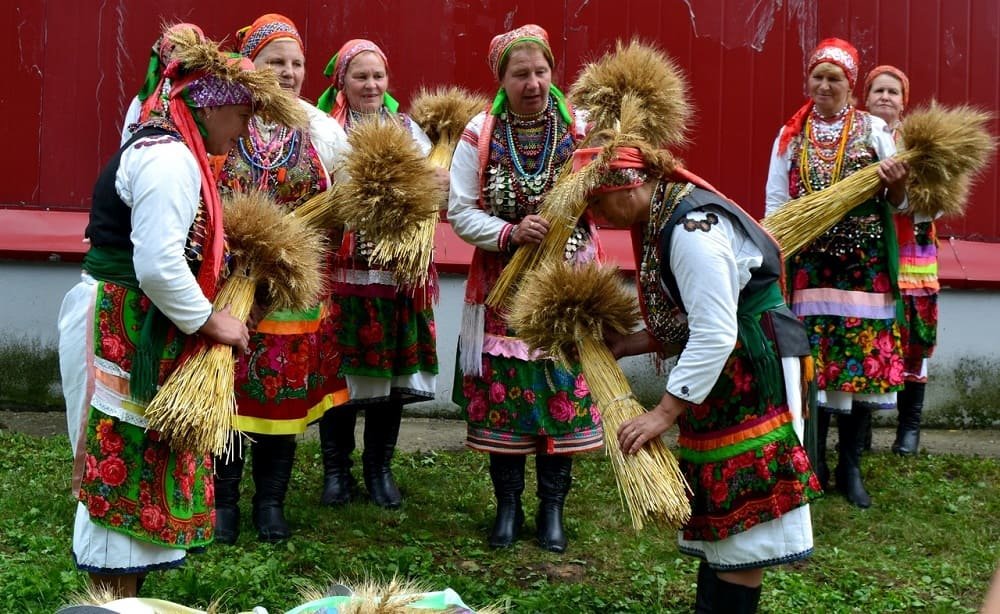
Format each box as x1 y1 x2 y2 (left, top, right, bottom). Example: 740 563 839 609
658 186 810 358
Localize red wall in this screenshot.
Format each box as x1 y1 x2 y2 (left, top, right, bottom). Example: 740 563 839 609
3 0 998 240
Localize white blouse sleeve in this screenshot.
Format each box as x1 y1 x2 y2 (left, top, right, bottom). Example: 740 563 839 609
408 119 433 157
664 209 744 405
117 139 214 334
120 96 142 146
301 99 350 184
868 115 909 210
447 113 509 252
764 130 791 216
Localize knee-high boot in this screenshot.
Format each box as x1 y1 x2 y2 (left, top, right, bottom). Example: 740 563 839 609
893 382 924 456
362 400 403 508
251 434 296 541
694 561 718 613
487 453 525 548
319 407 358 505
713 578 762 614
536 454 572 553
836 408 871 508
213 450 245 545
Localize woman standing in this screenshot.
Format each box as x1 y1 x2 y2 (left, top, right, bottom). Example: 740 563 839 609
576 137 819 614
213 13 350 543
315 39 441 509
864 65 935 456
764 38 909 508
57 28 296 596
447 25 601 553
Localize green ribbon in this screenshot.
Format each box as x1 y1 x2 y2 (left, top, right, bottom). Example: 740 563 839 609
137 50 161 102
316 87 399 115
83 246 172 404
736 282 786 405
490 84 572 125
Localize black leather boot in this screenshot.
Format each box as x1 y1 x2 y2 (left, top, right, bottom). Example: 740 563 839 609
861 406 873 453
319 407 358 505
694 561 717 613
893 382 924 456
836 408 871 508
362 400 403 508
251 434 296 541
535 454 572 553
213 449 245 545
487 453 525 548
713 577 762 614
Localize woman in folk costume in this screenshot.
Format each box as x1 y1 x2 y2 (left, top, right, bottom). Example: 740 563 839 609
447 24 601 553
864 65 935 456
120 23 205 144
315 39 441 509
575 136 820 613
56 26 302 596
211 13 351 544
763 38 909 508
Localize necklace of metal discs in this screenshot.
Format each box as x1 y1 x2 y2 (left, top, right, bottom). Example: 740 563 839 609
502 101 559 211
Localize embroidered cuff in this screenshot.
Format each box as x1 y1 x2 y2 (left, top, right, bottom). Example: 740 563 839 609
499 222 517 253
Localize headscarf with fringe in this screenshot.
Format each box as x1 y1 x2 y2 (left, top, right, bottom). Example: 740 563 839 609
136 23 205 123
316 39 400 124
487 24 572 125
235 13 304 61
864 64 910 107
777 37 860 155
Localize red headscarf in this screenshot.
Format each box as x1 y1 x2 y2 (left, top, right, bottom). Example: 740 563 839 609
236 13 304 61
573 146 724 197
487 24 554 80
777 37 860 155
864 64 910 106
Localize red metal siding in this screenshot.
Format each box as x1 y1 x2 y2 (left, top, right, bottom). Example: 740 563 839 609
2 0 998 239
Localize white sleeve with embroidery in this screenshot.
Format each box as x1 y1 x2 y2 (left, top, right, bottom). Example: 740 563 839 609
117 138 214 335
408 118 433 157
301 99 350 185
764 129 791 216
447 113 508 251
666 208 759 405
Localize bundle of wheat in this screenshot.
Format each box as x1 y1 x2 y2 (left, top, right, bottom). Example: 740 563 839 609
145 191 326 457
507 260 691 530
337 119 445 288
409 86 489 170
764 103 996 255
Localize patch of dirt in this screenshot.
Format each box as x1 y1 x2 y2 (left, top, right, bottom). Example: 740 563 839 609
1 410 998 457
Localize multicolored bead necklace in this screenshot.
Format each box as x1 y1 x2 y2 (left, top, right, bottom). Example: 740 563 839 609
239 117 300 187
799 105 854 193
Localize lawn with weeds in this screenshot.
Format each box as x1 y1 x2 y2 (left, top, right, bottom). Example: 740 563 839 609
1 431 997 613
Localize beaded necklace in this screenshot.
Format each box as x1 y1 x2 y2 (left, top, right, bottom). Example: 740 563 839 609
798 105 854 194
238 117 300 186
636 180 693 346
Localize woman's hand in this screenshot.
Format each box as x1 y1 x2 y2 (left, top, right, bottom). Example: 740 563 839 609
199 305 250 353
617 392 686 455
877 157 910 206
511 214 549 246
433 167 451 194
606 329 656 360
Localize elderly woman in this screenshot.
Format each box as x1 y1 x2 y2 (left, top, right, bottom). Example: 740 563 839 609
864 65 935 456
56 28 296 596
315 39 441 510
447 24 600 553
576 136 820 614
764 38 909 508
211 13 350 544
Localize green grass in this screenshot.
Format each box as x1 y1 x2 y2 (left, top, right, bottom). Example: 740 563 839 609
1 431 997 613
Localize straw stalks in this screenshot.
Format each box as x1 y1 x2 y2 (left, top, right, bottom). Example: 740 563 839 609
295 575 505 614
409 86 489 170
507 260 691 530
145 191 327 457
764 102 996 255
339 119 445 288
